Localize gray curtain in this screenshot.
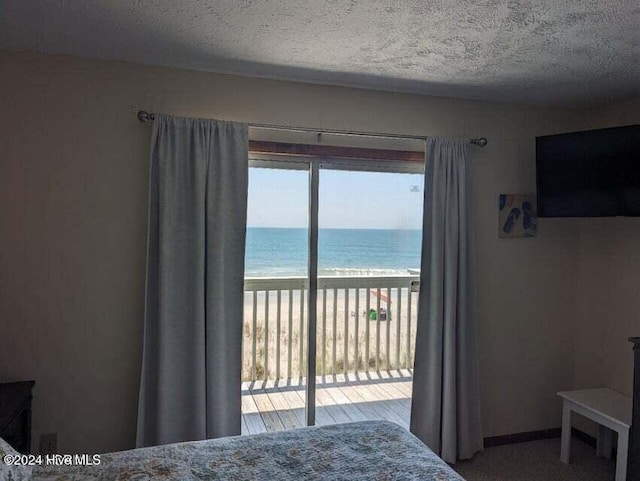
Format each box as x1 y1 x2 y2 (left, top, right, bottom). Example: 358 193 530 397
410 137 483 463
136 114 248 447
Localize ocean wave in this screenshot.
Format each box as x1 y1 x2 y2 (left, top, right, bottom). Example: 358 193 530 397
319 267 418 276
245 267 420 277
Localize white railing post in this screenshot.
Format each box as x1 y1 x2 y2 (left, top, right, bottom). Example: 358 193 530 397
288 289 293 379
354 289 360 373
385 287 391 371
276 290 281 379
322 289 327 377
407 290 412 370
344 288 349 375
264 290 269 379
252 290 258 380
332 288 337 376
396 287 402 370
299 289 305 379
365 288 371 373
376 287 381 372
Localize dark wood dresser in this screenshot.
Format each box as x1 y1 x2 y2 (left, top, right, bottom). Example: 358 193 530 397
630 338 640 481
0 381 35 453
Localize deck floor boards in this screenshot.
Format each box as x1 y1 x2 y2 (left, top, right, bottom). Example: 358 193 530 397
241 370 412 434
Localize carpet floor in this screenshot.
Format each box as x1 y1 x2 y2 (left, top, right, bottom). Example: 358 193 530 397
454 437 615 481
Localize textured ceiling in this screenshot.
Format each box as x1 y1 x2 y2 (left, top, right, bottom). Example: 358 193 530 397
1 0 639 106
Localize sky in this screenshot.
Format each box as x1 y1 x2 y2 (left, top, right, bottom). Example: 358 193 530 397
247 168 424 229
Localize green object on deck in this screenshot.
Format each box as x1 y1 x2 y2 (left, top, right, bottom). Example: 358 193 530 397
368 309 377 321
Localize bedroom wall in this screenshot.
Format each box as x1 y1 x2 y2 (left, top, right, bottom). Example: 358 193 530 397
0 50 584 454
573 98 640 397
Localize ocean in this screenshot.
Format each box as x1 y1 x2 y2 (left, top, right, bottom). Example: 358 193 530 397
245 227 422 277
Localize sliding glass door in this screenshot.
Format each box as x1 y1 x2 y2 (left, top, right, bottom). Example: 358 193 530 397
241 158 423 433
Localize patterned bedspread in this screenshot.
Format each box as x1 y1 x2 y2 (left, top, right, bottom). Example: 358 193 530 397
34 421 464 480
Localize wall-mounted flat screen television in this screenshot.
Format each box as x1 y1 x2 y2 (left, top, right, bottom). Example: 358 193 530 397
536 125 640 217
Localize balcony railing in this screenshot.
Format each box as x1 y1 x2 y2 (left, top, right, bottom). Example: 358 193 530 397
243 275 420 382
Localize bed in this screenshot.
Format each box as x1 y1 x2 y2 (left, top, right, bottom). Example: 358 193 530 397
22 421 463 480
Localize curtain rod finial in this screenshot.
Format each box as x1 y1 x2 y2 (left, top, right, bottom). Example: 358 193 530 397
470 137 487 147
137 110 154 123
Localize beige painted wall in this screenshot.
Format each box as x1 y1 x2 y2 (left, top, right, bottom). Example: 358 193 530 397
573 98 640 397
1 50 585 454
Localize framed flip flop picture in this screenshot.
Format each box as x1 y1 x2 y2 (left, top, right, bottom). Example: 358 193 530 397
498 194 537 238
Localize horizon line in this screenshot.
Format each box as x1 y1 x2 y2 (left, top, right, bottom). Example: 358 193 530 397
247 226 422 230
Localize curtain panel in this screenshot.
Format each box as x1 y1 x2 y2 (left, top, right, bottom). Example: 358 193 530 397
136 114 248 447
410 137 483 463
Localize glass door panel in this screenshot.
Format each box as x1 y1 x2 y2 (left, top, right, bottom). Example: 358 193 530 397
242 166 309 434
314 168 423 428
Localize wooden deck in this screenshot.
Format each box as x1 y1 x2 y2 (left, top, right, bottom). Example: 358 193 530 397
241 370 413 435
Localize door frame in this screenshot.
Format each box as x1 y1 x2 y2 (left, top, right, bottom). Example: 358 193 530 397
249 154 424 426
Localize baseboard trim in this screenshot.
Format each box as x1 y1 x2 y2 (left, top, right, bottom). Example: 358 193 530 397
570 428 597 448
484 428 560 447
483 427 597 448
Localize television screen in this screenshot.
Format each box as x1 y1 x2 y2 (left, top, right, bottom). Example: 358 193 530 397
536 125 640 217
